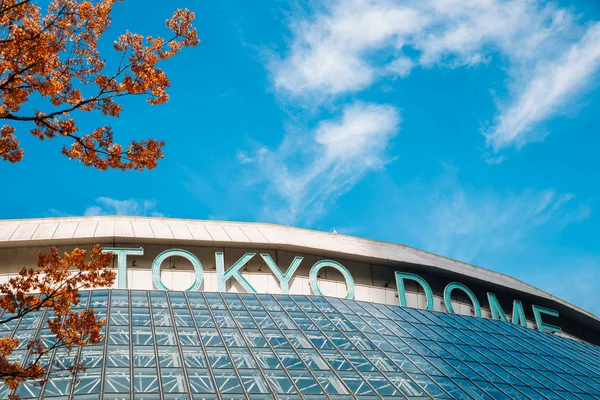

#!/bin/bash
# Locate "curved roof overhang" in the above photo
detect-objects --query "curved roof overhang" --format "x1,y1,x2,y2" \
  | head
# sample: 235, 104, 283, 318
0, 216, 597, 331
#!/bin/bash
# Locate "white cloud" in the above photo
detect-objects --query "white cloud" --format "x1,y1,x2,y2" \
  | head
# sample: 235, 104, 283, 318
83, 197, 164, 217
246, 102, 400, 224
273, 0, 427, 96
315, 102, 400, 161
271, 0, 600, 151
486, 23, 600, 150
385, 56, 414, 77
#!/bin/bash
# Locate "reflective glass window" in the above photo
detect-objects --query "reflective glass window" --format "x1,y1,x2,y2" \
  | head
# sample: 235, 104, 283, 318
132, 347, 156, 368
158, 347, 183, 368
187, 369, 214, 393
7, 289, 600, 400
160, 369, 188, 393
107, 346, 130, 367
104, 368, 131, 393
133, 368, 160, 393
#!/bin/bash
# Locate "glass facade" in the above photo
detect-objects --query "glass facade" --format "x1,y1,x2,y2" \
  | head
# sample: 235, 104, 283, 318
3, 289, 600, 399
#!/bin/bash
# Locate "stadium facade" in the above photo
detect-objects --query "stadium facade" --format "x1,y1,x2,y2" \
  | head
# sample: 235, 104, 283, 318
0, 216, 599, 399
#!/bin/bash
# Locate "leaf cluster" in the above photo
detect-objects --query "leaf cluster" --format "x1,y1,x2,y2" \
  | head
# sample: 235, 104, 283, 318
0, 244, 115, 398
0, 0, 199, 170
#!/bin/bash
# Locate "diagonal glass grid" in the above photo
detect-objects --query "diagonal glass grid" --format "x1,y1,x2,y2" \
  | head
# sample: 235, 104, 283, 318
1, 289, 599, 399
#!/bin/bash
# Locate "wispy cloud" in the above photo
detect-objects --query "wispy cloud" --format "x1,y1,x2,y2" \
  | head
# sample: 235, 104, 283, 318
83, 197, 164, 217
240, 0, 600, 227
243, 102, 401, 224
271, 0, 600, 152
394, 165, 590, 263
272, 1, 427, 96
368, 164, 595, 314
486, 23, 600, 151
422, 187, 588, 262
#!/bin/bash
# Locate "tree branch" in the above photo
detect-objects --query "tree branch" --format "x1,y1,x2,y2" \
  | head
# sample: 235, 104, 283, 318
0, 0, 31, 16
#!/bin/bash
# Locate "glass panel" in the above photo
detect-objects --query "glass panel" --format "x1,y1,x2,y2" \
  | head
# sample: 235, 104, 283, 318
104, 368, 131, 393
220, 329, 246, 347
288, 370, 322, 394
270, 312, 297, 330
284, 331, 312, 349
228, 307, 253, 323
152, 309, 173, 327
362, 371, 398, 396
212, 310, 236, 328
54, 349, 77, 369
314, 371, 349, 394
275, 348, 305, 369
213, 369, 243, 394
241, 295, 264, 311
229, 348, 257, 369
73, 369, 102, 395
188, 369, 214, 393
177, 328, 200, 346
131, 309, 152, 326
134, 368, 160, 393
19, 312, 45, 330
183, 349, 207, 368
90, 290, 109, 307
205, 293, 227, 310
161, 369, 188, 393
297, 349, 329, 370
173, 309, 194, 327
238, 370, 270, 393
155, 327, 177, 345
150, 291, 169, 308
252, 348, 281, 369
131, 291, 149, 307
186, 293, 208, 309
132, 327, 154, 345
110, 308, 130, 325
107, 345, 130, 367
193, 310, 215, 328
337, 371, 374, 395
201, 330, 224, 347
242, 330, 267, 347
260, 295, 282, 312
206, 347, 233, 369
14, 380, 42, 398
6, 290, 600, 400
168, 292, 189, 308
108, 326, 130, 345
222, 293, 245, 310
111, 290, 129, 307
80, 346, 104, 369
133, 347, 156, 368
264, 370, 295, 394
158, 347, 183, 367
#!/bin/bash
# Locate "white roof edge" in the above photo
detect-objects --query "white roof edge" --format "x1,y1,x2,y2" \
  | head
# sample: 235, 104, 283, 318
0, 216, 597, 323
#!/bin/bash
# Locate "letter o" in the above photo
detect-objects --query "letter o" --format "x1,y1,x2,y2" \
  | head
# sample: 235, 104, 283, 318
152, 249, 204, 291
309, 260, 355, 300
444, 282, 482, 317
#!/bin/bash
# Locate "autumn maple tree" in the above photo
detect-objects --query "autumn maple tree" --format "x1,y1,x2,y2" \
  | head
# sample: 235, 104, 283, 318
0, 0, 199, 396
0, 0, 199, 170
0, 246, 115, 396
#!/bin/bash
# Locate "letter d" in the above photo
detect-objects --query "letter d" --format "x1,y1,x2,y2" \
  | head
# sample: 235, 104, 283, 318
395, 272, 434, 311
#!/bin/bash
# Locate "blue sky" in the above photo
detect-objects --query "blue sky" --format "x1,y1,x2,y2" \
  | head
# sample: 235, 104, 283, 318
3, 0, 600, 315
